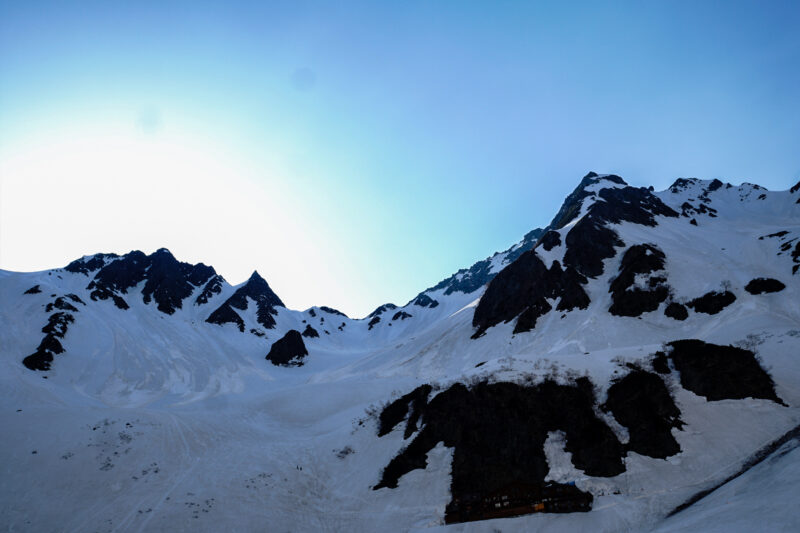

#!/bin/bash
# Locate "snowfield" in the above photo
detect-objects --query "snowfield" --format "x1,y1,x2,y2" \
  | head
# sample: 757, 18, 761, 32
1, 174, 799, 532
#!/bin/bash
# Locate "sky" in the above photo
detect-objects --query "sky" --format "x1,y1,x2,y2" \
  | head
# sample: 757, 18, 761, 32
1, 1, 799, 318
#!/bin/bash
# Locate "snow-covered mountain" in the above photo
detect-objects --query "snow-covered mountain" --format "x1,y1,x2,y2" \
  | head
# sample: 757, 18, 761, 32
1, 172, 799, 532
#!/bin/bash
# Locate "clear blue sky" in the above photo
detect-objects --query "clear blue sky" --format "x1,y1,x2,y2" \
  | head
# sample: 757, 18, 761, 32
1, 1, 799, 317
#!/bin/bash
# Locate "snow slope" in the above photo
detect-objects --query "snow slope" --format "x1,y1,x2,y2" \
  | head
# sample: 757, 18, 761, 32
1, 173, 799, 532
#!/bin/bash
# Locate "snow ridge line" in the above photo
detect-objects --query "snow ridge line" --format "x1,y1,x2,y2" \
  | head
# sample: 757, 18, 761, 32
666, 422, 800, 517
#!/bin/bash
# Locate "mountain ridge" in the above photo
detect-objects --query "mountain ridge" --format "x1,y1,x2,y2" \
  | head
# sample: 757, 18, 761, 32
2, 171, 799, 532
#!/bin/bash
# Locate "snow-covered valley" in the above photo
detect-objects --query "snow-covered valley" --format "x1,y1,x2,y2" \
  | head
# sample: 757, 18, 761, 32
2, 173, 799, 532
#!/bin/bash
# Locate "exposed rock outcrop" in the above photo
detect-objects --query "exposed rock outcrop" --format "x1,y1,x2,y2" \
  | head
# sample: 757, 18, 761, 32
302, 324, 320, 338
85, 249, 216, 314
374, 378, 623, 523
686, 290, 736, 315
207, 271, 284, 332
664, 302, 688, 321
744, 278, 786, 294
266, 330, 308, 366
602, 370, 683, 458
666, 340, 784, 405
608, 244, 669, 317
472, 253, 588, 337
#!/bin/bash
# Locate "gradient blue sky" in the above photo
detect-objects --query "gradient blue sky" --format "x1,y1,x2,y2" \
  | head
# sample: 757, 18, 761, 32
1, 1, 799, 317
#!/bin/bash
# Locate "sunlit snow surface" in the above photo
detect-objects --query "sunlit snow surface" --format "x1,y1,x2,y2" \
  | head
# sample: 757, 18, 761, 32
1, 178, 799, 531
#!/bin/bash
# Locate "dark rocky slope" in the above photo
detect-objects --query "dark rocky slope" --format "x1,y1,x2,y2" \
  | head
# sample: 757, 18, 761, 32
82, 249, 217, 313
472, 175, 679, 337
608, 244, 669, 317
266, 330, 308, 366
374, 378, 622, 523
666, 340, 784, 405
206, 271, 284, 332
744, 278, 786, 294
602, 370, 683, 458
23, 294, 86, 371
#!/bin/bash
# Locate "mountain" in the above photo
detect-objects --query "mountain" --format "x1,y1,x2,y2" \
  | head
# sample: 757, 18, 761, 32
1, 173, 799, 532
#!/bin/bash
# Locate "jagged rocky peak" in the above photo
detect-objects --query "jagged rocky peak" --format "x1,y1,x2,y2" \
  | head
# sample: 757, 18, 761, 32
206, 270, 284, 332
318, 306, 348, 318
417, 226, 545, 300
77, 248, 217, 314
547, 172, 628, 231
64, 253, 120, 275
368, 303, 397, 319
367, 303, 398, 330
667, 177, 727, 195
473, 172, 678, 337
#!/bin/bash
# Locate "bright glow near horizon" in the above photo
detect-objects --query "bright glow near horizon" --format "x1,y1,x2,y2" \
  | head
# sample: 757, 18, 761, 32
0, 120, 362, 314
2, 2, 799, 317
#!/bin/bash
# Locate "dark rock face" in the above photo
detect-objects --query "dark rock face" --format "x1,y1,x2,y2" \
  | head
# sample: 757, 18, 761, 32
195, 275, 224, 305
22, 293, 89, 371
23, 285, 41, 295
23, 311, 75, 371
367, 316, 380, 330
392, 311, 412, 321
141, 250, 215, 314
686, 291, 736, 314
374, 378, 626, 523
563, 187, 678, 279
85, 249, 216, 314
368, 303, 397, 318
413, 294, 439, 309
664, 302, 688, 321
652, 352, 671, 374
679, 202, 718, 219
602, 371, 683, 458
757, 231, 799, 274
86, 251, 147, 309
265, 330, 308, 367
563, 217, 624, 279
45, 295, 80, 313
791, 180, 800, 194
206, 305, 245, 332
472, 252, 588, 337
547, 173, 627, 231
666, 340, 784, 404
668, 178, 696, 194
320, 306, 347, 317
419, 228, 544, 299
64, 253, 119, 275
206, 271, 284, 332
378, 385, 432, 439
302, 324, 320, 338
760, 230, 789, 239
608, 244, 669, 317
744, 278, 786, 294
539, 231, 562, 251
